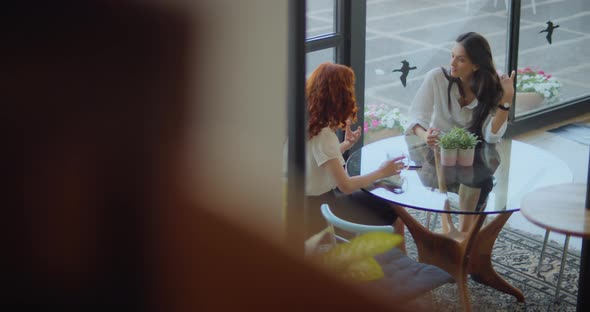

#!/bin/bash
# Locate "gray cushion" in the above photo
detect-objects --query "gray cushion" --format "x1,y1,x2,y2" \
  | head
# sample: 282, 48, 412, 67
367, 248, 454, 301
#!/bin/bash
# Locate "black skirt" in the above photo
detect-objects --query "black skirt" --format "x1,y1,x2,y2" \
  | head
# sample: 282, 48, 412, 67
304, 189, 398, 239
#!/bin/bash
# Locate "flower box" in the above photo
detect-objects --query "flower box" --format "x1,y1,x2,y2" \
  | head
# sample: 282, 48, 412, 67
515, 67, 561, 106
363, 104, 407, 144
364, 127, 402, 144
515, 91, 544, 114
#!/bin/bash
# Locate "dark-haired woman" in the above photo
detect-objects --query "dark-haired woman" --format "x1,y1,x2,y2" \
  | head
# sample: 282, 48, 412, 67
304, 62, 405, 247
407, 32, 515, 146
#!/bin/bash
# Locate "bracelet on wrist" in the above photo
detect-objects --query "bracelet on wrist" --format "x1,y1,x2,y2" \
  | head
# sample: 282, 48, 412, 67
498, 102, 511, 111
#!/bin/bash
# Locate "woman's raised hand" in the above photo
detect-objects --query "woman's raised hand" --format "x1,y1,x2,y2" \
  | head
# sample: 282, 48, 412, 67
424, 127, 440, 146
500, 70, 516, 102
344, 119, 362, 146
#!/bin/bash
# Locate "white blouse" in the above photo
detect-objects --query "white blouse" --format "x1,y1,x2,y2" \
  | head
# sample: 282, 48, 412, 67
405, 67, 506, 143
306, 127, 345, 196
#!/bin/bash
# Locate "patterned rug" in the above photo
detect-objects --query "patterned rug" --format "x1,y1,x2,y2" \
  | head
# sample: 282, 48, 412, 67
404, 210, 581, 311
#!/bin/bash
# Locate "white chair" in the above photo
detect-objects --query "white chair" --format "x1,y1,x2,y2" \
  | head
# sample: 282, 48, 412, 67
319, 203, 454, 303
320, 202, 396, 244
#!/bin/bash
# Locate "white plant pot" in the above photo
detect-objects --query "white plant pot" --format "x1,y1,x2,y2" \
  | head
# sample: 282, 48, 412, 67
458, 148, 475, 166
440, 147, 457, 166
515, 92, 544, 114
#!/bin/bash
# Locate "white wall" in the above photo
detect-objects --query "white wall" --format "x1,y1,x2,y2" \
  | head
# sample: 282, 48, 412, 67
184, 1, 288, 245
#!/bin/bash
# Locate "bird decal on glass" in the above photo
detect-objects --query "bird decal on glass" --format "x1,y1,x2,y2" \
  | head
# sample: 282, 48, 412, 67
392, 60, 417, 87
540, 21, 559, 44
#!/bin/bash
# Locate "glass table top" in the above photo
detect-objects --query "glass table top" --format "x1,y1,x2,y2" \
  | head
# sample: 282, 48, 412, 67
346, 135, 573, 215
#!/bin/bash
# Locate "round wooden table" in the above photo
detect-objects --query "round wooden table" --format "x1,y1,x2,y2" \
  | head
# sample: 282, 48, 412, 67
520, 182, 590, 302
521, 183, 590, 238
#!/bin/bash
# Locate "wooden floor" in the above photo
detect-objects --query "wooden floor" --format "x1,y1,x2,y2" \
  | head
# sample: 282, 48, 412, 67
507, 112, 590, 252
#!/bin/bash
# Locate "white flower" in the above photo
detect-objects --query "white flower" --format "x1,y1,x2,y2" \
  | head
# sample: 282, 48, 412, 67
516, 68, 561, 100
386, 119, 394, 128
364, 104, 407, 132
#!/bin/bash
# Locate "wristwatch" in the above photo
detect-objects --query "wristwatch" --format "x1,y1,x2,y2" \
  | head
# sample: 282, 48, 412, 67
498, 102, 511, 111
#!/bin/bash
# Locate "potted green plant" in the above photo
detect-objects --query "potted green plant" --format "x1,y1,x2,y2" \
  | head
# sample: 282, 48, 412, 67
438, 129, 460, 166
455, 129, 480, 166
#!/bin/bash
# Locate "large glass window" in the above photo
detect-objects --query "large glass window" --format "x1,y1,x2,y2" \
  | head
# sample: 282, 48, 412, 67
306, 0, 340, 75
363, 0, 509, 145
306, 48, 335, 77
515, 0, 590, 116
306, 0, 336, 38
305, 0, 590, 145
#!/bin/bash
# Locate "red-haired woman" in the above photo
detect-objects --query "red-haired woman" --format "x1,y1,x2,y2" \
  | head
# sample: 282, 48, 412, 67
304, 62, 405, 246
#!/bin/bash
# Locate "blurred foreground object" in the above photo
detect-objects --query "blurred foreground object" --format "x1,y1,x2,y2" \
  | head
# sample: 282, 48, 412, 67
2, 1, 410, 310
312, 232, 403, 281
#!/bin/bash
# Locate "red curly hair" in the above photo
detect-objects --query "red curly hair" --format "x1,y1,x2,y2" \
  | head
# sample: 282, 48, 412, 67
306, 62, 358, 138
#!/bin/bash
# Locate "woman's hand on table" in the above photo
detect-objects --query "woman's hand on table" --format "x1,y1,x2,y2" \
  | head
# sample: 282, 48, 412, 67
423, 127, 440, 146
378, 155, 406, 178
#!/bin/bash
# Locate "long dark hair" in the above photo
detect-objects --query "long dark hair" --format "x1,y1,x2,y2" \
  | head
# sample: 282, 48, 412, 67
442, 32, 503, 139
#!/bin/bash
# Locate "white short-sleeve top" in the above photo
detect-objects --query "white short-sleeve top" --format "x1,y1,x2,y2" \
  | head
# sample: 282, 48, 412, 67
405, 67, 506, 143
306, 127, 345, 196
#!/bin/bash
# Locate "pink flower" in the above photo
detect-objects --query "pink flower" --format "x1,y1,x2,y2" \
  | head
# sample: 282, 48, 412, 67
364, 122, 368, 132
524, 67, 532, 72
372, 120, 379, 128
546, 74, 552, 79
538, 70, 545, 75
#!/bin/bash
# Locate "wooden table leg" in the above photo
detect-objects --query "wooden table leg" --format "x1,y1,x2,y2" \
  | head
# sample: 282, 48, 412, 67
468, 212, 525, 302
391, 205, 524, 311
391, 205, 480, 312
